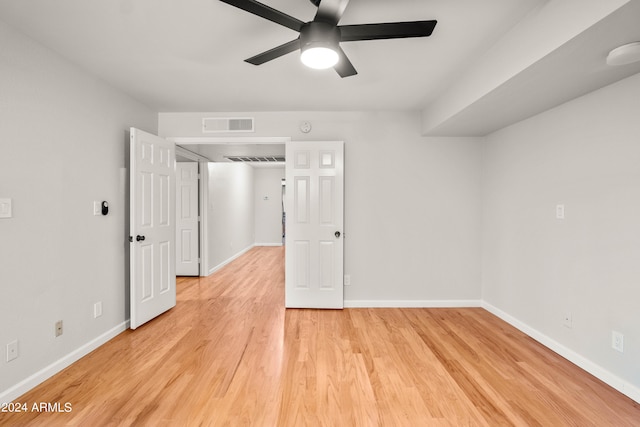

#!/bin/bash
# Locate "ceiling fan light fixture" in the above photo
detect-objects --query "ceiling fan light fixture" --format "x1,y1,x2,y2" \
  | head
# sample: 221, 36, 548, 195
300, 44, 339, 69
606, 42, 640, 66
221, 0, 437, 78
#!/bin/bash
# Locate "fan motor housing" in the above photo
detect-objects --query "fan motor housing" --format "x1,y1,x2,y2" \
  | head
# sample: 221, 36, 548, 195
300, 21, 341, 50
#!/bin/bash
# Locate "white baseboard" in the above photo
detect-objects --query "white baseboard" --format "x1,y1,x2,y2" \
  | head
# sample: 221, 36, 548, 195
344, 299, 482, 308
207, 244, 255, 276
482, 301, 640, 404
0, 321, 129, 404
254, 243, 283, 247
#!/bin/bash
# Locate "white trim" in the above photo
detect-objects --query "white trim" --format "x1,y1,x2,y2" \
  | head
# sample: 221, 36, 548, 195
168, 136, 291, 145
198, 161, 209, 277
176, 145, 211, 162
0, 321, 129, 404
344, 299, 482, 308
207, 244, 255, 276
254, 243, 283, 247
482, 301, 640, 404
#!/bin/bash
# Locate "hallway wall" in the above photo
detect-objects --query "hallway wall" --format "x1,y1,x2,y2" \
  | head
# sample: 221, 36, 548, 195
207, 163, 255, 273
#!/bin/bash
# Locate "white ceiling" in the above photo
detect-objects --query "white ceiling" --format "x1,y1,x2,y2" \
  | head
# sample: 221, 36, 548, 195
1, 0, 639, 137
0, 0, 542, 112
424, 0, 640, 135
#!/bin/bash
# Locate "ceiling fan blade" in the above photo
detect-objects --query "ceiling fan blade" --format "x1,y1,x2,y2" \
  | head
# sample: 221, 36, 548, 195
339, 20, 437, 42
219, 0, 305, 32
334, 46, 357, 78
314, 0, 350, 25
245, 39, 300, 65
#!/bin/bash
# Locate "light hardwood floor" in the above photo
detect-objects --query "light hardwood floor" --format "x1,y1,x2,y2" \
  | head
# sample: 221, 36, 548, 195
2, 246, 639, 426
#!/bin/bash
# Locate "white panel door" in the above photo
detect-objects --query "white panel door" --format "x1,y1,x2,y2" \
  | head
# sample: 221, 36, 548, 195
130, 128, 176, 329
285, 141, 344, 308
176, 162, 199, 276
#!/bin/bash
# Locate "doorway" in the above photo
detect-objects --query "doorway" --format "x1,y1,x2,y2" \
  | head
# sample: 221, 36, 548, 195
171, 137, 345, 309
172, 137, 288, 278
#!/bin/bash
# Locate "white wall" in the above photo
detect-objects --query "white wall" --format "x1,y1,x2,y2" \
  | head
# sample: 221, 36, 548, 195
207, 163, 255, 273
482, 72, 640, 396
0, 20, 157, 399
254, 168, 285, 246
159, 111, 483, 305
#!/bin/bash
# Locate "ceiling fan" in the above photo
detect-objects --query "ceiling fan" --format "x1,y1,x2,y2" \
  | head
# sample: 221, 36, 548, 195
219, 0, 438, 77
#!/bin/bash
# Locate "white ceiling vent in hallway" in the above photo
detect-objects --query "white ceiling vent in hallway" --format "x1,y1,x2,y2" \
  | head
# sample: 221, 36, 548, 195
225, 156, 285, 163
202, 117, 254, 133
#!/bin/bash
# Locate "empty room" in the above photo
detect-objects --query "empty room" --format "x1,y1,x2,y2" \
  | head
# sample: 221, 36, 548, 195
1, 0, 640, 425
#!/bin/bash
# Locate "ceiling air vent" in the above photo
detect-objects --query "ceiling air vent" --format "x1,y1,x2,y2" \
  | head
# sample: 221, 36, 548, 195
225, 156, 285, 163
202, 117, 254, 133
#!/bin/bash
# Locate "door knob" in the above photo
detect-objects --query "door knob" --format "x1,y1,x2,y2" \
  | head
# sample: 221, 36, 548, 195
335, 231, 341, 238
136, 235, 145, 242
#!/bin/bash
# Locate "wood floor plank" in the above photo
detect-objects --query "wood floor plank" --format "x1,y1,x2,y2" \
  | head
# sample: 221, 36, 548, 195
2, 246, 639, 426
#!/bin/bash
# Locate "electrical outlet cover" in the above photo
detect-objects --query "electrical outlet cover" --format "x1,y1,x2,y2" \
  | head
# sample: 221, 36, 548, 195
612, 331, 624, 353
94, 302, 103, 318
55, 320, 63, 337
563, 312, 572, 328
6, 340, 18, 362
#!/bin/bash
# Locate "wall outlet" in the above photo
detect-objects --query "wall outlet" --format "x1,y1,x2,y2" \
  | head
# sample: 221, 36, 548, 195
556, 204, 565, 219
612, 331, 624, 353
94, 301, 103, 318
344, 275, 351, 286
6, 340, 18, 362
55, 320, 63, 337
563, 311, 572, 328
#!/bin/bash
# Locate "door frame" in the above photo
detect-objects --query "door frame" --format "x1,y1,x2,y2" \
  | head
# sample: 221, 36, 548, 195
170, 138, 291, 278
169, 136, 345, 308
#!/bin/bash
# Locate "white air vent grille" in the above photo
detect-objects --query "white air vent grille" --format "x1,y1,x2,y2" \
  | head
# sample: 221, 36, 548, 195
225, 156, 285, 163
203, 117, 254, 133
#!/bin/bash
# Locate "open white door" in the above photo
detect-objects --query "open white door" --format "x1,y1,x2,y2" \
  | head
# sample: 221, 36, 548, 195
285, 141, 344, 308
129, 128, 176, 329
176, 162, 199, 276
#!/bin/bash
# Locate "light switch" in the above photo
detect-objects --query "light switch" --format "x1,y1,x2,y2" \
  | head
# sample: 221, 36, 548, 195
93, 201, 102, 216
0, 198, 12, 218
